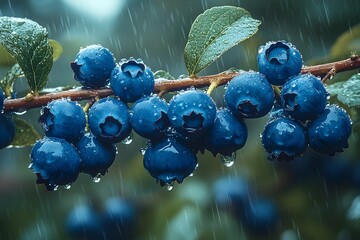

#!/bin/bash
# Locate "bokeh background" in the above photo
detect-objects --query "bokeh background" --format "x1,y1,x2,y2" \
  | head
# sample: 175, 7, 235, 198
1, 0, 360, 239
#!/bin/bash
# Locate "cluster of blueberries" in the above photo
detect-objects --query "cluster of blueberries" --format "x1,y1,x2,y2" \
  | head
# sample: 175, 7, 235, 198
29, 40, 352, 191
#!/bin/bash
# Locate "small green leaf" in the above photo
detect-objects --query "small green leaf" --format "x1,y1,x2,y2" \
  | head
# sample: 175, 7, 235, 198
11, 118, 41, 148
153, 70, 175, 80
0, 17, 53, 93
184, 6, 261, 76
0, 64, 24, 97
49, 39, 63, 61
327, 73, 360, 108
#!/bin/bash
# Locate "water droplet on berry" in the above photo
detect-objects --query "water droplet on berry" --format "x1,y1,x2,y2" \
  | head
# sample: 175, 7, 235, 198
122, 135, 133, 145
28, 163, 33, 169
165, 183, 174, 191
220, 152, 236, 167
64, 184, 71, 190
14, 110, 27, 115
53, 185, 59, 191
140, 147, 147, 155
189, 173, 194, 177
92, 173, 102, 183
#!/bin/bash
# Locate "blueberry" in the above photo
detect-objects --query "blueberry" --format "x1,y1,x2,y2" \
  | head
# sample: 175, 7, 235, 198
257, 40, 303, 85
130, 96, 170, 139
143, 137, 198, 187
240, 198, 279, 233
225, 72, 275, 118
70, 44, 116, 88
30, 137, 81, 191
102, 197, 136, 240
0, 86, 4, 110
110, 58, 154, 103
281, 74, 327, 121
66, 204, 103, 240
307, 105, 352, 155
261, 117, 307, 161
88, 97, 132, 143
39, 99, 86, 142
0, 114, 15, 149
205, 108, 248, 156
213, 176, 250, 212
168, 89, 216, 137
76, 133, 117, 178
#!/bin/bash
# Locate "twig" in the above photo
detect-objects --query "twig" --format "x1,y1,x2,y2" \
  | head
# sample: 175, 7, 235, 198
4, 56, 360, 112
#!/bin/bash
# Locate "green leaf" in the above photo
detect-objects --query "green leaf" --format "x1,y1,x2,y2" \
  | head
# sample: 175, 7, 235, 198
184, 6, 261, 76
327, 73, 360, 108
49, 39, 63, 61
0, 64, 24, 97
10, 118, 41, 148
0, 17, 53, 93
153, 70, 175, 80
330, 23, 360, 58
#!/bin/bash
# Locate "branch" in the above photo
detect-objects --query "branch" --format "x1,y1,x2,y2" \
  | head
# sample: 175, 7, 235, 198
3, 56, 360, 112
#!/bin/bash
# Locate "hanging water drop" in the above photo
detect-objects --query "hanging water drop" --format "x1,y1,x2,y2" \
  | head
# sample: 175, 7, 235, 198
189, 173, 194, 177
140, 147, 147, 155
92, 173, 102, 183
53, 185, 59, 191
122, 135, 133, 145
64, 184, 71, 190
165, 183, 174, 191
28, 163, 33, 169
220, 152, 236, 167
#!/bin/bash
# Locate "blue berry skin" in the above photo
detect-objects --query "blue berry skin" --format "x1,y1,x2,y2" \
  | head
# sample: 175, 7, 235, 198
261, 117, 307, 161
39, 99, 86, 142
0, 87, 4, 110
307, 105, 352, 155
168, 89, 216, 137
30, 137, 81, 191
66, 204, 103, 240
281, 74, 327, 121
130, 96, 170, 139
205, 109, 248, 156
110, 58, 155, 103
257, 40, 303, 86
102, 197, 136, 240
240, 198, 279, 233
225, 72, 275, 118
143, 137, 198, 186
70, 44, 116, 88
0, 114, 15, 149
76, 133, 117, 177
88, 97, 132, 143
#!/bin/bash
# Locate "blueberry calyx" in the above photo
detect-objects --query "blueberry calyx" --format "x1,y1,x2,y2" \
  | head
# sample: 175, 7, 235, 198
266, 42, 289, 65
100, 116, 122, 137
282, 93, 298, 111
183, 111, 204, 131
121, 59, 145, 78
237, 100, 258, 117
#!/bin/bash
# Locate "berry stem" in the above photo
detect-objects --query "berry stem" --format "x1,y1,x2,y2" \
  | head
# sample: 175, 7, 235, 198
3, 56, 360, 112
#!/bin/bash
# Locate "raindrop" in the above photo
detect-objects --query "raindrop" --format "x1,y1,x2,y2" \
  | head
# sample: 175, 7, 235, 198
92, 173, 102, 183
220, 152, 236, 167
122, 135, 133, 145
64, 184, 71, 190
165, 183, 174, 191
140, 147, 146, 155
28, 163, 33, 169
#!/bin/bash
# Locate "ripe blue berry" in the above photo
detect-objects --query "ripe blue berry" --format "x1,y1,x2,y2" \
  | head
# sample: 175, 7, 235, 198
307, 105, 352, 155
102, 197, 136, 240
70, 44, 116, 88
225, 72, 275, 118
0, 86, 4, 110
88, 97, 132, 143
39, 99, 86, 142
261, 117, 307, 161
130, 96, 170, 139
76, 133, 117, 178
205, 109, 248, 156
281, 74, 327, 121
168, 89, 216, 137
257, 40, 302, 85
143, 137, 198, 187
110, 58, 155, 102
0, 114, 15, 149
66, 204, 103, 240
30, 137, 81, 191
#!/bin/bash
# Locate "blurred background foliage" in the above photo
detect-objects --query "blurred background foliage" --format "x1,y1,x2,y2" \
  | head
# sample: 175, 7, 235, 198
0, 0, 360, 239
